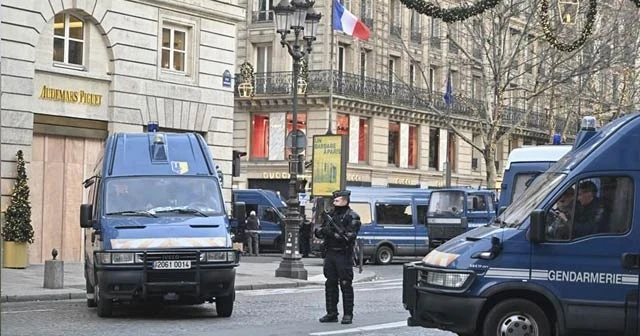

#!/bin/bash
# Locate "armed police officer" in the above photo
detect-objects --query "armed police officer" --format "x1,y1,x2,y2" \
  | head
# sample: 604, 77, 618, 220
315, 190, 361, 325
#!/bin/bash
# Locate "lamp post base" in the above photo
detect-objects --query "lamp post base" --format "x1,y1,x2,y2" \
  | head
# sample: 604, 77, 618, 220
275, 257, 308, 280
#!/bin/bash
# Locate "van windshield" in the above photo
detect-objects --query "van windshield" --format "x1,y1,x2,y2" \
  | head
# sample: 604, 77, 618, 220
497, 115, 630, 228
105, 176, 224, 216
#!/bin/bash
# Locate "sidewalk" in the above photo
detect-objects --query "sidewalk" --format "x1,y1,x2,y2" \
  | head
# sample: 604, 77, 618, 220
1, 257, 376, 303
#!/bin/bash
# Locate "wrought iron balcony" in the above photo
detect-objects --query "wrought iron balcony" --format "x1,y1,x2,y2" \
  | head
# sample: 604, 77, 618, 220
252, 10, 273, 23
411, 31, 422, 44
234, 69, 575, 134
390, 24, 402, 38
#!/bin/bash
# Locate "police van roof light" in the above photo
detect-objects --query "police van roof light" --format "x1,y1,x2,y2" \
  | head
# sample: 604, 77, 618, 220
580, 116, 597, 131
148, 121, 159, 132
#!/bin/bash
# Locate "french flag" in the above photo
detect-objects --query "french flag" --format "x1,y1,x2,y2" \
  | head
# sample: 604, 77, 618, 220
333, 0, 370, 41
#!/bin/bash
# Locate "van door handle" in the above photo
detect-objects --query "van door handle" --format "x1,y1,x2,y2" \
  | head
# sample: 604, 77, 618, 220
621, 253, 640, 269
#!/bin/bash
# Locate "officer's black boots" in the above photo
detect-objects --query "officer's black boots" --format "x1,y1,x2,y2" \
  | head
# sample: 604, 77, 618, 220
341, 314, 353, 324
319, 314, 339, 323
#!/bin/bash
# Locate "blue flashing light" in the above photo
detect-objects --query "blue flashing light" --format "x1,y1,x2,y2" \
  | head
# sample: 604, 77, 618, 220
580, 116, 597, 131
148, 121, 159, 132
552, 134, 562, 145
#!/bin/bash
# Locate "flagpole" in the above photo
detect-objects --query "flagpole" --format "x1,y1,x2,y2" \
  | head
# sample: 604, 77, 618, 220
326, 0, 335, 135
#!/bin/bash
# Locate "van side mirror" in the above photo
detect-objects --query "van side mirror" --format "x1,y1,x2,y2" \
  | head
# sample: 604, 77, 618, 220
529, 209, 546, 243
498, 206, 507, 216
80, 204, 93, 228
233, 202, 246, 224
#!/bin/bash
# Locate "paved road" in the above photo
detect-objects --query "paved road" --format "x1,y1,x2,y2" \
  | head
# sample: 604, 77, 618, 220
1, 259, 455, 336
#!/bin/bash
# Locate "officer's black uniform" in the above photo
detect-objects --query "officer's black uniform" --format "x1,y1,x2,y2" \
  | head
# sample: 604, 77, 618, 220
315, 190, 361, 324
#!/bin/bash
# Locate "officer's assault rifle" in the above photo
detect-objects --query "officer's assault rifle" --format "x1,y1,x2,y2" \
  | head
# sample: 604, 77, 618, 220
322, 212, 364, 274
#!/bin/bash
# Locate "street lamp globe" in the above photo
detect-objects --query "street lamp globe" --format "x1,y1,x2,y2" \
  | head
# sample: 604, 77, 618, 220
274, 0, 293, 33
303, 6, 322, 41
291, 0, 310, 29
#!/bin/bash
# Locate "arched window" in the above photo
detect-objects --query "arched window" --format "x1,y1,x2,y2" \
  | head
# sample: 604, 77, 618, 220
53, 13, 85, 66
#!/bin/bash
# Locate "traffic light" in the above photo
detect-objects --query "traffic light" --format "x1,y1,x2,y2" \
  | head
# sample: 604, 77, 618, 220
232, 150, 247, 177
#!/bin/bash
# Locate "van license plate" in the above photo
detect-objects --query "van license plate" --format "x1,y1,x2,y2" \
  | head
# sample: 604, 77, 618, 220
153, 260, 191, 269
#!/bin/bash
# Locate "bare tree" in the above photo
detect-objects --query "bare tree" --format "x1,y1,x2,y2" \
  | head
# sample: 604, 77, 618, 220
394, 0, 640, 188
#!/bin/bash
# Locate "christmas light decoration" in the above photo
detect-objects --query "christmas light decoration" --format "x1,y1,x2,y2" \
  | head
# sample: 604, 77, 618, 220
540, 0, 597, 52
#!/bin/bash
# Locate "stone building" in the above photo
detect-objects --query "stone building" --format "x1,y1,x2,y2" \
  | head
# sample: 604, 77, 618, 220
231, 0, 556, 197
0, 0, 244, 263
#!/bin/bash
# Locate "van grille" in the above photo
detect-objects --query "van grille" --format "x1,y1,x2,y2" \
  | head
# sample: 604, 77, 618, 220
142, 251, 200, 264
428, 226, 466, 240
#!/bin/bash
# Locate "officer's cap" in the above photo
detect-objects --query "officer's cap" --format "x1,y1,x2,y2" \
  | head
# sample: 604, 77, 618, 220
332, 190, 351, 198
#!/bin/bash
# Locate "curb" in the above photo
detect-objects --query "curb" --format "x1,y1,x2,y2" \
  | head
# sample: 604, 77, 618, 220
1, 274, 377, 303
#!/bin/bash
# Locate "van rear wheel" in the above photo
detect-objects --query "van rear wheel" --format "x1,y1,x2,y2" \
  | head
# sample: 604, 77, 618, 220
374, 246, 393, 265
482, 299, 550, 336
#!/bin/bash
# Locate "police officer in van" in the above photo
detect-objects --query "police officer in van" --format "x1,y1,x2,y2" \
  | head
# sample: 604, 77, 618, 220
315, 190, 361, 325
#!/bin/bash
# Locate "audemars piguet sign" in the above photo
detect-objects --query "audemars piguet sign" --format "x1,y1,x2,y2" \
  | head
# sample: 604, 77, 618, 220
39, 85, 103, 106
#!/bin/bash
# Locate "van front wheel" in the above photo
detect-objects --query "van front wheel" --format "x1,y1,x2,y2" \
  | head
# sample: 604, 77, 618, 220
374, 246, 393, 265
216, 291, 235, 317
482, 299, 550, 336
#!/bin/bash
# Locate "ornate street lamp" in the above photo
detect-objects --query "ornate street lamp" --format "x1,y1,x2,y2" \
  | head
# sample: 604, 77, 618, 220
273, 0, 321, 280
558, 0, 580, 24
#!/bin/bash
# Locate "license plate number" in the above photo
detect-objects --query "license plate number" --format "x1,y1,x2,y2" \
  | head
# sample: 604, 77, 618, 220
153, 260, 191, 269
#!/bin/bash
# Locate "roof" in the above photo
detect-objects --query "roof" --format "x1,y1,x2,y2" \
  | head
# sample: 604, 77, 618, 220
505, 145, 572, 170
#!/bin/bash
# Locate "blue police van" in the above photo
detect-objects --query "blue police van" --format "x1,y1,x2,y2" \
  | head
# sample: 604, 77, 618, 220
426, 187, 497, 249
312, 186, 432, 264
80, 132, 242, 317
230, 189, 287, 251
403, 114, 640, 336
498, 145, 572, 210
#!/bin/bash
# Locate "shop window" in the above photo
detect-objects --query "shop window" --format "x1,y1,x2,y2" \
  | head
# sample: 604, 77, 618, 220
359, 118, 369, 163
53, 13, 85, 66
408, 125, 418, 168
447, 132, 457, 171
388, 122, 400, 167
545, 176, 633, 241
161, 25, 188, 72
337, 114, 349, 135
251, 114, 269, 159
376, 203, 412, 225
428, 127, 439, 169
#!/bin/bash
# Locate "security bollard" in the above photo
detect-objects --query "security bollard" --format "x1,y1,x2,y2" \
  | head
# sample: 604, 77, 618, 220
43, 248, 64, 289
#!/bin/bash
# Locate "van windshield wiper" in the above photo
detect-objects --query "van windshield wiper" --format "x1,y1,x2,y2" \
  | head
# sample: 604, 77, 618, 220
106, 210, 157, 218
154, 207, 208, 217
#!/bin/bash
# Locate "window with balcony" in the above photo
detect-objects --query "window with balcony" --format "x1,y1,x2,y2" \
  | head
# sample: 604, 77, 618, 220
428, 127, 439, 169
254, 0, 274, 22
409, 63, 416, 88
161, 26, 188, 72
410, 11, 422, 43
255, 44, 272, 93
430, 18, 441, 48
337, 113, 349, 135
448, 23, 459, 54
408, 125, 418, 168
447, 132, 457, 172
429, 66, 437, 92
53, 13, 85, 66
388, 122, 400, 167
360, 0, 374, 29
526, 34, 535, 74
472, 133, 482, 171
359, 118, 369, 162
471, 75, 481, 99
390, 0, 402, 37
251, 114, 270, 159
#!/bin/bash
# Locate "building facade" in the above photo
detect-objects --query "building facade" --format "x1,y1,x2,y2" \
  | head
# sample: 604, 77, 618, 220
0, 0, 244, 263
232, 0, 559, 198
